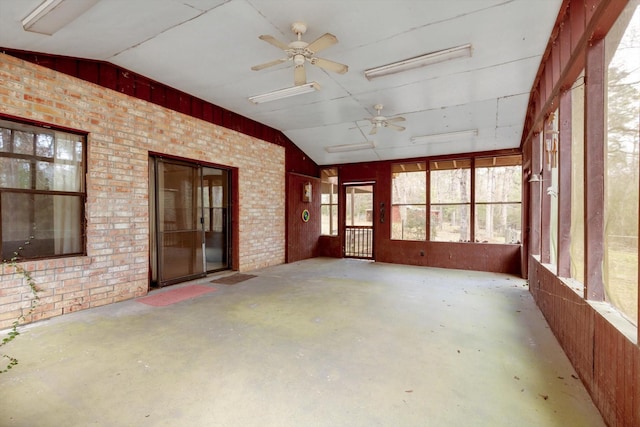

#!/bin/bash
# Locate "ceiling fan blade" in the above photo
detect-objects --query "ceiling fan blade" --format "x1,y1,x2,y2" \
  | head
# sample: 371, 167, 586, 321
251, 57, 289, 71
309, 57, 348, 74
386, 116, 406, 123
294, 64, 307, 86
258, 34, 289, 51
306, 33, 338, 54
386, 123, 406, 132
369, 126, 378, 136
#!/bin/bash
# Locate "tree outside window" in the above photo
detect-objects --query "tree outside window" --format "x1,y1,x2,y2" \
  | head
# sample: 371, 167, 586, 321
391, 163, 426, 241
430, 159, 471, 242
475, 156, 522, 244
604, 2, 639, 325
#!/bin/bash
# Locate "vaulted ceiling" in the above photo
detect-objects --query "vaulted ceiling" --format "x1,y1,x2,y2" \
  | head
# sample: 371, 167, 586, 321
0, 0, 562, 165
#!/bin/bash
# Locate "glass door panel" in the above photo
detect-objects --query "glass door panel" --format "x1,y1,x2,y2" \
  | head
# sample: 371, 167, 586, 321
157, 161, 204, 286
201, 167, 229, 272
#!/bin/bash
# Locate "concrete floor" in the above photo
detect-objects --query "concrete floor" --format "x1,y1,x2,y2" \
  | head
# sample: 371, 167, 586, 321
1, 258, 604, 427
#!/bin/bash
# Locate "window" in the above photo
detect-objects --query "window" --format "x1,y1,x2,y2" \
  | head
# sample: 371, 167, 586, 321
391, 162, 426, 240
546, 111, 559, 264
0, 119, 85, 260
320, 168, 338, 236
604, 2, 639, 324
570, 73, 585, 284
390, 155, 522, 244
475, 156, 522, 244
430, 159, 471, 242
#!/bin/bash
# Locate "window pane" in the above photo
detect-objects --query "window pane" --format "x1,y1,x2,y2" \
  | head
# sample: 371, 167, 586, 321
321, 205, 331, 235
547, 112, 559, 266
570, 73, 585, 284
345, 185, 373, 226
391, 163, 426, 241
0, 129, 10, 152
13, 130, 34, 155
475, 203, 521, 244
56, 136, 78, 161
36, 133, 54, 158
431, 167, 470, 204
53, 162, 82, 191
392, 170, 426, 204
321, 188, 331, 204
1, 193, 83, 259
320, 205, 338, 236
391, 205, 426, 240
330, 205, 338, 235
604, 1, 639, 324
475, 165, 521, 203
320, 168, 338, 236
36, 161, 54, 190
430, 204, 470, 242
0, 158, 32, 189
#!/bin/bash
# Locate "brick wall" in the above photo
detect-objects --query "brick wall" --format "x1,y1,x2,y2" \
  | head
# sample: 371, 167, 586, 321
0, 53, 285, 328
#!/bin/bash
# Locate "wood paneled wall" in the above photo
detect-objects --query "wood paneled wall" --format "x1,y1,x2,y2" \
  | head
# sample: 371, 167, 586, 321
331, 152, 522, 275
529, 258, 639, 426
286, 173, 321, 263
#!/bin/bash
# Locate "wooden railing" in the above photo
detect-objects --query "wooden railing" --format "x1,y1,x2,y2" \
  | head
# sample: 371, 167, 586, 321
344, 226, 373, 259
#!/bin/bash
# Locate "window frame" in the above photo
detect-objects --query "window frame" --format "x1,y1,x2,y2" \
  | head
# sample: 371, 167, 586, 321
430, 159, 472, 243
389, 156, 523, 244
0, 118, 87, 261
390, 162, 427, 241
320, 168, 339, 236
473, 157, 523, 245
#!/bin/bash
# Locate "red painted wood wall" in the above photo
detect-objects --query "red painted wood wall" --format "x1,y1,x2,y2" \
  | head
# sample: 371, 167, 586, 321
331, 155, 522, 275
287, 173, 321, 262
529, 258, 639, 426
523, 1, 639, 426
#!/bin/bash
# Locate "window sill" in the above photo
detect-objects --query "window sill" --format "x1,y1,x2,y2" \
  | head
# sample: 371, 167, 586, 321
588, 300, 638, 345
534, 256, 638, 345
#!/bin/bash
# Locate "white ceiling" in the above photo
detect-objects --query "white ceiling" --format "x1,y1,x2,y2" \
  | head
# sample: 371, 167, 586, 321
0, 0, 562, 166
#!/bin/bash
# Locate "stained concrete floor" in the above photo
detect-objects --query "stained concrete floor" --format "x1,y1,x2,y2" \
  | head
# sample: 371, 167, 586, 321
1, 258, 604, 427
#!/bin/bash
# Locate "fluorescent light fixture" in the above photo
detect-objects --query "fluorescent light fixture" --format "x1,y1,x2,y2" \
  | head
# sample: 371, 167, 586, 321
22, 0, 99, 35
410, 129, 478, 144
325, 141, 375, 153
364, 44, 472, 80
249, 82, 320, 104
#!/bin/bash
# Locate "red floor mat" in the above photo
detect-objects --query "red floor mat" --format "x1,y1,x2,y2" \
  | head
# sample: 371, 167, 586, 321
137, 285, 216, 307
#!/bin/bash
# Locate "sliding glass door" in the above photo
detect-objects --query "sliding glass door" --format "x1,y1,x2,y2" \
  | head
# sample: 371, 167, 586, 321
150, 158, 230, 287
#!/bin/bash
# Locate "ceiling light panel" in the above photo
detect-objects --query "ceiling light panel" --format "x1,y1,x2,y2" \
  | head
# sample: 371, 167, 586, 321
364, 44, 472, 80
410, 129, 478, 144
22, 0, 100, 35
325, 141, 375, 153
248, 82, 320, 104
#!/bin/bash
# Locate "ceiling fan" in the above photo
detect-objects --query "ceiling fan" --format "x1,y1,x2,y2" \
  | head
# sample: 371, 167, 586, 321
251, 22, 348, 86
365, 104, 406, 135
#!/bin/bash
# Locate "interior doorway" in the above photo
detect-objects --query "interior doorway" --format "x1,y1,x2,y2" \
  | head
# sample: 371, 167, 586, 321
344, 183, 374, 259
150, 157, 231, 287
